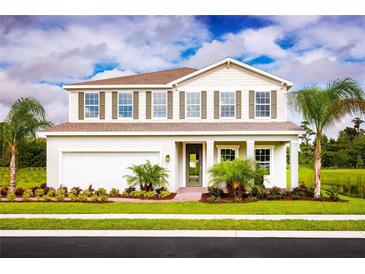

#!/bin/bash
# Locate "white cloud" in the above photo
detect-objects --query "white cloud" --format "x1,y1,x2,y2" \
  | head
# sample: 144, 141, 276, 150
90, 68, 136, 80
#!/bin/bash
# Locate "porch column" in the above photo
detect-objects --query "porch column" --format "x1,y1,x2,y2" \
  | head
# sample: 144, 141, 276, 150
290, 140, 299, 188
246, 140, 255, 160
205, 140, 214, 187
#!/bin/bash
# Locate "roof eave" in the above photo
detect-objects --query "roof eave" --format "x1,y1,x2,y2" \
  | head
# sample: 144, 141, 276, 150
63, 84, 172, 90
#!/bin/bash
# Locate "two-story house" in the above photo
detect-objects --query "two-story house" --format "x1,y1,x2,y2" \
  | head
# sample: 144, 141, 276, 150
44, 57, 303, 191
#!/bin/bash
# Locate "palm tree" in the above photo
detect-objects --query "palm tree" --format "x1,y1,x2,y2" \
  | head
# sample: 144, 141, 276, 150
124, 160, 169, 191
2, 98, 52, 192
208, 158, 267, 197
288, 78, 365, 198
352, 117, 364, 133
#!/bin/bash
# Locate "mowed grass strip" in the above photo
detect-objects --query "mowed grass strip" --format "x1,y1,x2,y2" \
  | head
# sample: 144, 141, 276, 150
2, 218, 365, 231
2, 197, 365, 214
0, 167, 46, 188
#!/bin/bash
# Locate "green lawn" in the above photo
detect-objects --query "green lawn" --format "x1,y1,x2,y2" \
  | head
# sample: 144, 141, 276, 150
1, 218, 365, 231
0, 167, 46, 188
287, 167, 365, 188
2, 196, 365, 214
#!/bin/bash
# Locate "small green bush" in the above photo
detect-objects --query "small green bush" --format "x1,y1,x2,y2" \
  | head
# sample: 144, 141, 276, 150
47, 189, 56, 197
207, 186, 223, 198
43, 194, 53, 201
326, 185, 340, 201
22, 189, 33, 201
144, 191, 157, 198
130, 190, 145, 197
109, 188, 120, 197
91, 193, 99, 202
124, 186, 135, 194
159, 190, 171, 199
7, 191, 16, 202
34, 188, 44, 200
68, 191, 79, 202
55, 189, 65, 202
0, 186, 9, 197
266, 187, 285, 200
78, 190, 89, 202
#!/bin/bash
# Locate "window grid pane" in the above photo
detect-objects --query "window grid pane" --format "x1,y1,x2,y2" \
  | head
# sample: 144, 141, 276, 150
220, 149, 236, 161
255, 91, 270, 117
220, 92, 235, 118
255, 149, 271, 174
186, 92, 200, 118
85, 93, 99, 118
119, 93, 133, 118
153, 92, 167, 118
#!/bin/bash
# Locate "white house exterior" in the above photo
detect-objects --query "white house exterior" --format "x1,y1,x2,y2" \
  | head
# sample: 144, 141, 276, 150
44, 57, 303, 191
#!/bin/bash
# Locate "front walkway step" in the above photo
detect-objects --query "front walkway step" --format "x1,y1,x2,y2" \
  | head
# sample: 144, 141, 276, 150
177, 187, 207, 193
173, 192, 202, 201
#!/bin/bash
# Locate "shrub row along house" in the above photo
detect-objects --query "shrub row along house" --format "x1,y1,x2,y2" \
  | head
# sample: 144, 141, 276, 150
43, 57, 304, 191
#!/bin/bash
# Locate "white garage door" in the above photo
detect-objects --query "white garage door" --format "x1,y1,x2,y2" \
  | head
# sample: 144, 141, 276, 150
61, 151, 160, 189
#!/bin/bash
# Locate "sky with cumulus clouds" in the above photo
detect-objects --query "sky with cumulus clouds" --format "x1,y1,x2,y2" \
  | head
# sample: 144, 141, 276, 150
1, 15, 365, 136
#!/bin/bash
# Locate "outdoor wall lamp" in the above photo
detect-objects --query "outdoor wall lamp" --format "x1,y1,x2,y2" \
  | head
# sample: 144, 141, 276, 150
165, 154, 170, 162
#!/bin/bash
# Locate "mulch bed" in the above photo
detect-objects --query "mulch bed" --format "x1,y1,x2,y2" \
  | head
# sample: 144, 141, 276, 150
119, 192, 177, 200
200, 193, 348, 203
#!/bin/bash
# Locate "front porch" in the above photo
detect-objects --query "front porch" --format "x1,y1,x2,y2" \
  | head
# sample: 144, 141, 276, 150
172, 137, 299, 190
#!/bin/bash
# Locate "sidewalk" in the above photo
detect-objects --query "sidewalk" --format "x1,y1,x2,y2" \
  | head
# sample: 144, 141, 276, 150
1, 230, 365, 238
1, 214, 365, 220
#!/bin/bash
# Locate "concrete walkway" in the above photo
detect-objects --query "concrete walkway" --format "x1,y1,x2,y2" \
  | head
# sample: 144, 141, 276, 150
1, 214, 365, 220
1, 230, 365, 238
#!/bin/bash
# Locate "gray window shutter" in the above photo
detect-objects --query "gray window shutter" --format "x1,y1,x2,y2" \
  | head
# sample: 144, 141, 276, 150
112, 91, 118, 119
146, 91, 151, 119
179, 91, 185, 119
214, 90, 219, 119
167, 91, 173, 119
271, 90, 277, 119
249, 90, 255, 119
99, 92, 105, 119
133, 91, 139, 119
236, 90, 241, 119
201, 91, 207, 119
78, 92, 84, 120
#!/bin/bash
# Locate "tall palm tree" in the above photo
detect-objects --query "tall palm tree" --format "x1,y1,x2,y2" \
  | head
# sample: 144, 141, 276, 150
2, 97, 52, 191
288, 78, 365, 198
352, 117, 364, 133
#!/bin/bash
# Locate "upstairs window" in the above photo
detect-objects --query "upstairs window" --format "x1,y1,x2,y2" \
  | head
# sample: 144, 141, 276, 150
85, 92, 99, 118
255, 148, 271, 175
220, 91, 235, 118
118, 92, 133, 118
186, 92, 200, 118
255, 91, 270, 117
153, 92, 167, 118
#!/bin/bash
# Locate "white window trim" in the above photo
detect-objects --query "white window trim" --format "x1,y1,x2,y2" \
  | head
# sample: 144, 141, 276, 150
118, 91, 134, 120
84, 91, 99, 120
255, 145, 274, 176
255, 91, 271, 119
152, 91, 168, 119
185, 91, 201, 119
216, 145, 240, 161
219, 91, 235, 119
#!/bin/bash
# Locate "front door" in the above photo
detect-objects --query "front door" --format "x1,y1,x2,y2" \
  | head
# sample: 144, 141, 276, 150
186, 144, 203, 187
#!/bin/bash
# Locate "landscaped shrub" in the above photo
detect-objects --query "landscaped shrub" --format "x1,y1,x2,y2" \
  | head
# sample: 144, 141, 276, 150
156, 187, 168, 194
207, 186, 223, 198
130, 190, 145, 198
7, 191, 16, 201
109, 188, 120, 197
78, 190, 89, 202
47, 189, 56, 197
207, 195, 223, 202
88, 184, 95, 196
124, 186, 135, 194
70, 187, 82, 195
43, 193, 53, 201
91, 193, 99, 202
144, 191, 157, 198
90, 188, 109, 202
0, 186, 9, 197
34, 188, 44, 200
250, 183, 266, 199
124, 160, 169, 191
68, 188, 79, 202
14, 187, 25, 197
291, 183, 314, 198
55, 189, 65, 202
22, 189, 33, 201
325, 185, 340, 201
159, 190, 171, 199
59, 185, 68, 195
266, 187, 285, 200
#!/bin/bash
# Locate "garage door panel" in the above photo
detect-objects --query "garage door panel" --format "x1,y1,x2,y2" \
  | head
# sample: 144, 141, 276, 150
61, 152, 160, 189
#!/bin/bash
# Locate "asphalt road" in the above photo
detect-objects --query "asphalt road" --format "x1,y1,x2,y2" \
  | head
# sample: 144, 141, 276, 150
1, 237, 365, 258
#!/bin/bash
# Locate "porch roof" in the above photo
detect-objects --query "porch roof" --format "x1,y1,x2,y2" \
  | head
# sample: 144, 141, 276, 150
43, 121, 302, 133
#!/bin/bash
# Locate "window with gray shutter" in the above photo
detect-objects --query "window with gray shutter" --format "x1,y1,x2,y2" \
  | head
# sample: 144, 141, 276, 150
201, 91, 207, 119
78, 92, 84, 120
236, 90, 241, 119
146, 91, 152, 119
112, 91, 118, 119
168, 91, 173, 119
133, 91, 139, 119
99, 92, 105, 119
179, 91, 185, 119
249, 90, 255, 119
214, 90, 219, 119
271, 90, 277, 119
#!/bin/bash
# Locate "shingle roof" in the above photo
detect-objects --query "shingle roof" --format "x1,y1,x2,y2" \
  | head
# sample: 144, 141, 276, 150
70, 67, 197, 86
44, 122, 303, 133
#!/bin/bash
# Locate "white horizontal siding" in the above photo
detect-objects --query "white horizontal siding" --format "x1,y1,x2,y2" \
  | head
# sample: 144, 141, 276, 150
67, 63, 288, 123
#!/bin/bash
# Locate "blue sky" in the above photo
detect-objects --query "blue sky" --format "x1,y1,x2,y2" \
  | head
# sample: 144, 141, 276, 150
1, 16, 365, 135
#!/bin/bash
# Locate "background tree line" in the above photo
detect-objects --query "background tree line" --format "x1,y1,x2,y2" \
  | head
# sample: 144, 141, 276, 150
299, 118, 365, 168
